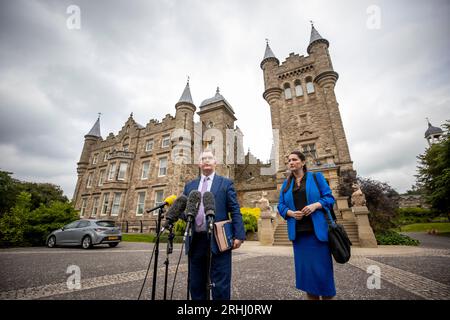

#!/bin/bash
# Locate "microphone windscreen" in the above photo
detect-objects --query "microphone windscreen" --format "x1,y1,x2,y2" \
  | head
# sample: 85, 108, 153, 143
163, 195, 187, 227
185, 190, 201, 218
164, 194, 177, 206
202, 192, 215, 215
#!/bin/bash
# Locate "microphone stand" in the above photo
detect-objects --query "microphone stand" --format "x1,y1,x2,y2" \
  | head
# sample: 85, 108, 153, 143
151, 206, 165, 300
206, 214, 215, 300
163, 225, 175, 300
183, 215, 194, 300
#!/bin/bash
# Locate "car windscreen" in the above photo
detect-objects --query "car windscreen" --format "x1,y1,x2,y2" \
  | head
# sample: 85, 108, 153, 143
96, 221, 116, 227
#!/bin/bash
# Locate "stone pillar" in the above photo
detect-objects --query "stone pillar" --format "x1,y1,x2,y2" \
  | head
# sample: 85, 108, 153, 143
352, 206, 378, 248
258, 210, 275, 246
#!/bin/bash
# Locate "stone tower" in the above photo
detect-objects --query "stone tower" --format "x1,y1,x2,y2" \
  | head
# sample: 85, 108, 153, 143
197, 87, 237, 178
261, 24, 377, 247
261, 24, 354, 193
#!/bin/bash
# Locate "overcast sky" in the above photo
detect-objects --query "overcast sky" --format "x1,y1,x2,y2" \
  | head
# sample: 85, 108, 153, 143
0, 0, 449, 198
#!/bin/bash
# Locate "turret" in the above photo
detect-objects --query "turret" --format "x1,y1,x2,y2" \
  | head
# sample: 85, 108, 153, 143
425, 118, 443, 146
175, 78, 196, 131
307, 23, 338, 89
260, 40, 281, 96
77, 116, 102, 175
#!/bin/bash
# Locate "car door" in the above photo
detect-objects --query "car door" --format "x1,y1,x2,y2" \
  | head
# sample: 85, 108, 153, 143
57, 221, 80, 244
72, 220, 91, 244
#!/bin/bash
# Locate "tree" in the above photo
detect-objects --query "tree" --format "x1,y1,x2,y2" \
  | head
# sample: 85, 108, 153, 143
416, 120, 450, 216
0, 171, 21, 217
357, 177, 399, 233
0, 192, 32, 247
19, 182, 68, 211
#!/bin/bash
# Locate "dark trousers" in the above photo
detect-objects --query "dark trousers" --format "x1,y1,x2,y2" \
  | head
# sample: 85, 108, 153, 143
189, 232, 232, 300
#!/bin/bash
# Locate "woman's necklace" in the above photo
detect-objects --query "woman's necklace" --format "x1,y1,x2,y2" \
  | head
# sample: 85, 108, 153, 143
295, 173, 304, 186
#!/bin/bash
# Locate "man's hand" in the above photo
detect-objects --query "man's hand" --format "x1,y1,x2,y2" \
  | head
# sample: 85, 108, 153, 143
232, 239, 243, 250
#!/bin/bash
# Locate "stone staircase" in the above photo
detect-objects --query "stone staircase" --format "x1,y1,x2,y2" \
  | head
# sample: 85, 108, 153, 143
273, 219, 291, 246
272, 215, 361, 247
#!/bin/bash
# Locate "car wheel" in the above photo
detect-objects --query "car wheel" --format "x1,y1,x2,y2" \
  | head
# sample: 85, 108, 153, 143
47, 236, 56, 248
108, 243, 119, 248
82, 236, 92, 249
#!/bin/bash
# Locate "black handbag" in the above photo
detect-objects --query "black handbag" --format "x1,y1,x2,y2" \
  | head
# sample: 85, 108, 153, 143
312, 173, 352, 264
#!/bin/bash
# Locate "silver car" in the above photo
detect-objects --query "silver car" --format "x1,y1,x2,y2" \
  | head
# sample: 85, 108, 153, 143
46, 219, 122, 249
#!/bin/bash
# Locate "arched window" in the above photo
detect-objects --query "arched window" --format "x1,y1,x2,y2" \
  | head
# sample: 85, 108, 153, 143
284, 83, 292, 99
294, 80, 303, 97
306, 77, 315, 94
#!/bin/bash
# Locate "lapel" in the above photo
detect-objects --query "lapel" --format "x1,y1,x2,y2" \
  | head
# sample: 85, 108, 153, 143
192, 177, 201, 192
210, 174, 222, 195
285, 179, 296, 210
305, 171, 312, 205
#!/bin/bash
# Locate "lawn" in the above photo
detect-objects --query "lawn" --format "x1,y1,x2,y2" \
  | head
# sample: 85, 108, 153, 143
400, 222, 450, 233
122, 233, 184, 243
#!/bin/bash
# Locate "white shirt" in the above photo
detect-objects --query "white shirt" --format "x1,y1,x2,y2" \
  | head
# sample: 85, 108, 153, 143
197, 172, 215, 192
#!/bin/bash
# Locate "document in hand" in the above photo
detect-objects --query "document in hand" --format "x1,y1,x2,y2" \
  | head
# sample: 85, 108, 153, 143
214, 220, 233, 252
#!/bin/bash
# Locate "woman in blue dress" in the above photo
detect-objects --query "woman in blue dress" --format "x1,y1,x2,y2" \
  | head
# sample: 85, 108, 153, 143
277, 151, 336, 300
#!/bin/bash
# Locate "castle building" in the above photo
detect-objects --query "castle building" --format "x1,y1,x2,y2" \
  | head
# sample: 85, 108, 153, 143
73, 24, 377, 245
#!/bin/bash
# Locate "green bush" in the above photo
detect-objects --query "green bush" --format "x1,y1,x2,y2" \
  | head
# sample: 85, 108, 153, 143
174, 219, 186, 236
242, 212, 258, 233
375, 230, 420, 246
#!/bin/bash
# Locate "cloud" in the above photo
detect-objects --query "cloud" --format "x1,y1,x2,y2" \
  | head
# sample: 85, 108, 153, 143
0, 0, 448, 198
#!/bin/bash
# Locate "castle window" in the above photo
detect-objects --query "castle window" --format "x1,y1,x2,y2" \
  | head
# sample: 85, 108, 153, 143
92, 154, 98, 165
108, 163, 117, 181
98, 169, 106, 186
154, 190, 164, 214
117, 162, 128, 180
86, 172, 93, 188
136, 192, 146, 216
141, 161, 150, 180
80, 198, 88, 217
91, 197, 99, 218
302, 143, 317, 159
158, 157, 168, 177
306, 77, 315, 94
294, 80, 303, 97
101, 193, 110, 216
103, 151, 109, 162
145, 139, 154, 152
123, 137, 130, 151
111, 192, 122, 216
284, 83, 292, 99
161, 135, 170, 148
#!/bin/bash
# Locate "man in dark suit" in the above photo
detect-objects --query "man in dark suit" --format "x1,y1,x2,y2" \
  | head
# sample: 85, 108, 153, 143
183, 149, 245, 300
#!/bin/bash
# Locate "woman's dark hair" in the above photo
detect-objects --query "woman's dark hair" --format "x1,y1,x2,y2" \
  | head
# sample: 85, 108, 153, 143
283, 151, 308, 193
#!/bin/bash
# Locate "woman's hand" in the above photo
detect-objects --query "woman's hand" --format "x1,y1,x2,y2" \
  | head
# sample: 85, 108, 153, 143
300, 202, 322, 216
287, 210, 305, 220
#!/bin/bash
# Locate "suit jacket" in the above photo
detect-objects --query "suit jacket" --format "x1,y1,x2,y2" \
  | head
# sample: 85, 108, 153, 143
277, 171, 335, 242
183, 174, 246, 255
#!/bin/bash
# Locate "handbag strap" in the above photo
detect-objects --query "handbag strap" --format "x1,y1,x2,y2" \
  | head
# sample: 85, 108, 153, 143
312, 172, 336, 227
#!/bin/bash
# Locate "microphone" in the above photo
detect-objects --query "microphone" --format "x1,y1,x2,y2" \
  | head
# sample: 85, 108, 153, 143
161, 195, 187, 232
146, 195, 177, 213
185, 190, 201, 222
202, 192, 215, 220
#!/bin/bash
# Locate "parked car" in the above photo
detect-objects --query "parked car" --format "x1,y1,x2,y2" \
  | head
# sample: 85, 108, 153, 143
46, 219, 122, 249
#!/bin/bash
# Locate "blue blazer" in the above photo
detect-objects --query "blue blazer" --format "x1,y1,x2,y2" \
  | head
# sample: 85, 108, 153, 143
277, 171, 335, 242
183, 174, 246, 254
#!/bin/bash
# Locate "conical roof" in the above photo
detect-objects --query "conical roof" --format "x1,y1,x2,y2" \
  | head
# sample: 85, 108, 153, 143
177, 80, 195, 106
425, 120, 443, 138
307, 23, 329, 54
260, 41, 279, 68
85, 117, 102, 138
